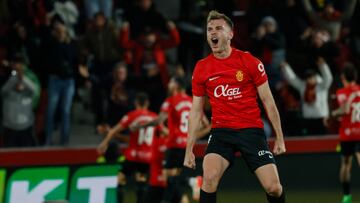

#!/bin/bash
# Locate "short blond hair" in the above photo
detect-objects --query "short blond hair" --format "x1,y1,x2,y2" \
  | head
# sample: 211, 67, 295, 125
207, 10, 234, 29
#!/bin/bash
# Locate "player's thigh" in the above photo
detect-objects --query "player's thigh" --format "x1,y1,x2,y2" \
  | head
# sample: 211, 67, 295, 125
341, 155, 353, 166
355, 142, 360, 166
355, 153, 360, 166
255, 163, 281, 190
165, 168, 181, 177
202, 153, 229, 181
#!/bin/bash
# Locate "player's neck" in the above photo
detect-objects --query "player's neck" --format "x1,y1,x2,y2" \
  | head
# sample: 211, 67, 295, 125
213, 45, 232, 59
344, 81, 356, 87
172, 89, 184, 96
136, 106, 148, 110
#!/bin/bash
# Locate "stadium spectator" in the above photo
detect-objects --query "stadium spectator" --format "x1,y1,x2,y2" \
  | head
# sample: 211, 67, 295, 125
120, 20, 180, 111
84, 0, 113, 20
275, 0, 309, 50
6, 22, 39, 69
1, 54, 40, 147
281, 57, 333, 135
95, 62, 135, 135
253, 16, 286, 89
300, 28, 340, 74
80, 11, 121, 126
302, 0, 357, 41
45, 21, 77, 146
46, 0, 79, 39
123, 0, 167, 39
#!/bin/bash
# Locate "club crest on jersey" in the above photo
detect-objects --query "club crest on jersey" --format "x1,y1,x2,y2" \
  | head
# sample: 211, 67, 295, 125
236, 70, 244, 82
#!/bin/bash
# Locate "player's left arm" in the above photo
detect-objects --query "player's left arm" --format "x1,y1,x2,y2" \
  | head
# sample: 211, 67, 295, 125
257, 82, 286, 155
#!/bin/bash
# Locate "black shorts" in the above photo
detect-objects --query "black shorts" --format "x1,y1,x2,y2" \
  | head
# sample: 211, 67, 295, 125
147, 186, 165, 203
206, 128, 276, 172
121, 160, 149, 176
163, 148, 185, 169
340, 141, 360, 156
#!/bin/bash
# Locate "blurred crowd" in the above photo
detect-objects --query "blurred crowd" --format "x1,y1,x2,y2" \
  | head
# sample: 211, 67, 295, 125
0, 0, 359, 147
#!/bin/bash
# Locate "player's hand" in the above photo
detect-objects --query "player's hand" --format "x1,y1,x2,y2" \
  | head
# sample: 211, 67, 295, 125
121, 21, 129, 30
129, 123, 140, 132
167, 21, 176, 30
273, 138, 286, 155
316, 57, 326, 66
97, 141, 108, 155
183, 150, 196, 169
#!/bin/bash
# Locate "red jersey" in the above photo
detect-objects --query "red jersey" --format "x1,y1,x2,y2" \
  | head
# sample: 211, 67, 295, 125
160, 92, 192, 148
149, 136, 167, 187
336, 84, 360, 141
119, 109, 160, 163
192, 48, 267, 129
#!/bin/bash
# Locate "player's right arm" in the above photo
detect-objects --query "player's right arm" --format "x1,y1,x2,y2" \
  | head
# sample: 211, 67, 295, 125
130, 112, 168, 131
97, 124, 125, 154
184, 96, 205, 169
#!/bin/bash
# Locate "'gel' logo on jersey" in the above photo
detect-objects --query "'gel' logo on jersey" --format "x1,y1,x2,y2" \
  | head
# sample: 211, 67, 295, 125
258, 150, 273, 159
214, 84, 241, 98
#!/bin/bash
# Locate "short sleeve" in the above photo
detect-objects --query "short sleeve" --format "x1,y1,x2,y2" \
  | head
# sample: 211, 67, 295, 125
244, 52, 268, 87
192, 62, 206, 96
336, 90, 347, 106
160, 98, 171, 113
119, 114, 131, 129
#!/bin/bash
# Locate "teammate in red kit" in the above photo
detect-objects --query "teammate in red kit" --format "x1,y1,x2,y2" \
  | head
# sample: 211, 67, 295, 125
147, 134, 167, 203
184, 10, 286, 203
133, 76, 210, 203
332, 65, 360, 203
98, 92, 163, 203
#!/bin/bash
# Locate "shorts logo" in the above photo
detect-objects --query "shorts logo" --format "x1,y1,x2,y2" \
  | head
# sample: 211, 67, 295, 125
208, 135, 212, 144
236, 70, 244, 82
258, 150, 273, 159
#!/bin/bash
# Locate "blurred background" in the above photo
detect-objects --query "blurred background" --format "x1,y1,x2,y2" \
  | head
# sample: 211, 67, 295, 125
0, 0, 359, 202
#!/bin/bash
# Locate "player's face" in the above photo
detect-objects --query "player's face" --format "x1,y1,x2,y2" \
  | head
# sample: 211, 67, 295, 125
168, 78, 177, 94
207, 19, 233, 54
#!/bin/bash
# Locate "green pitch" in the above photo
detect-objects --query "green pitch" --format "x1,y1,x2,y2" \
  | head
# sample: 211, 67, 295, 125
123, 189, 360, 203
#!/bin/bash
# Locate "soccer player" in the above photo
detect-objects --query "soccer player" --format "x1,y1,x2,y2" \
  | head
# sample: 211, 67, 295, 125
332, 65, 360, 203
147, 134, 167, 203
184, 10, 286, 203
98, 92, 163, 203
132, 76, 210, 203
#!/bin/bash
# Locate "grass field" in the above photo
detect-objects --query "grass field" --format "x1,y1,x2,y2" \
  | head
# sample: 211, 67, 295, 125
122, 189, 360, 203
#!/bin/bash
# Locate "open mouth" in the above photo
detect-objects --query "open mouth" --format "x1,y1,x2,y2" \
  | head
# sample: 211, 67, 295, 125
211, 37, 219, 45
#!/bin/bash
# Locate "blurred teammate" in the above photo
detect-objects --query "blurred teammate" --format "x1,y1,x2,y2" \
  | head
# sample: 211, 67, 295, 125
133, 76, 210, 203
332, 65, 360, 203
184, 10, 286, 203
147, 134, 167, 203
98, 92, 163, 203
